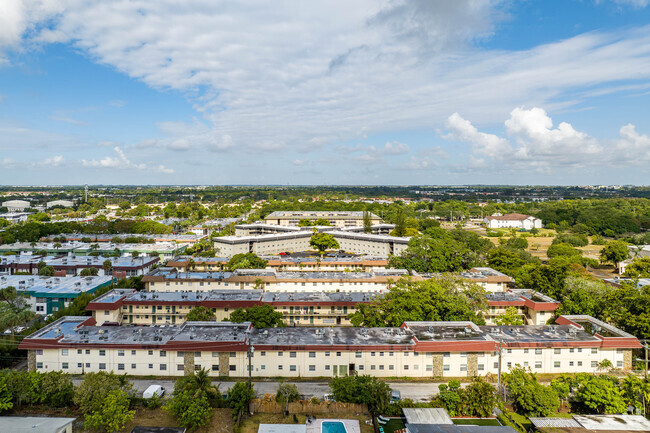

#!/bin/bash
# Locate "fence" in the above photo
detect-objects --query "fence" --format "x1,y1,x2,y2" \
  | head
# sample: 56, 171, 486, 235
251, 395, 367, 414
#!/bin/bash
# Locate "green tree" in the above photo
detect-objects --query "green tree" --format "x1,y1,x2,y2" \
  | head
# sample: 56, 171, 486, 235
298, 219, 312, 227
502, 236, 528, 250
229, 305, 284, 328
624, 257, 650, 278
600, 240, 629, 270
363, 210, 373, 233
80, 267, 99, 276
503, 366, 560, 416
38, 265, 55, 276
461, 377, 498, 418
314, 218, 331, 226
309, 232, 340, 255
166, 390, 212, 431
227, 381, 255, 421
0, 379, 13, 412
350, 276, 486, 327
391, 208, 407, 237
84, 389, 135, 433
494, 306, 524, 326
186, 306, 216, 321
103, 259, 113, 275
547, 243, 582, 259
40, 371, 74, 407
574, 375, 627, 414
118, 201, 131, 210
226, 253, 268, 271
276, 382, 300, 413
73, 372, 132, 415
329, 375, 391, 417
0, 287, 35, 335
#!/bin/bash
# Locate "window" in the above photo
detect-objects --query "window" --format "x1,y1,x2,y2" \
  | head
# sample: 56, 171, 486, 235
506, 349, 512, 354
160, 351, 166, 357
523, 349, 529, 354
591, 348, 598, 354
86, 363, 90, 368
36, 349, 43, 355
554, 361, 560, 368
278, 352, 283, 357
389, 352, 394, 357
290, 365, 297, 372
336, 352, 342, 357
177, 352, 185, 357
371, 352, 376, 357
569, 361, 574, 366
177, 364, 185, 371
290, 352, 296, 358
617, 361, 623, 368
570, 348, 575, 353
61, 349, 68, 356
325, 352, 330, 357
535, 361, 542, 369
211, 365, 219, 371
62, 362, 69, 369
195, 352, 201, 357
118, 363, 124, 370
99, 363, 106, 370
379, 352, 384, 357
355, 352, 362, 358
404, 365, 409, 370
554, 348, 561, 354
148, 350, 153, 356
261, 365, 266, 370
77, 349, 82, 354
195, 365, 201, 371
494, 362, 499, 369
118, 350, 124, 357
230, 365, 236, 371
535, 348, 542, 355
230, 352, 236, 358
426, 365, 432, 371
578, 361, 582, 366
36, 362, 43, 369
99, 350, 106, 356
160, 364, 167, 371
591, 361, 598, 368
478, 364, 484, 371
148, 364, 153, 369
131, 364, 136, 369
309, 365, 316, 371
443, 364, 450, 371
389, 365, 394, 370
443, 352, 450, 358
78, 363, 83, 368
404, 352, 409, 357
461, 352, 467, 357
507, 362, 512, 368
578, 348, 582, 353
131, 350, 136, 355
325, 365, 330, 370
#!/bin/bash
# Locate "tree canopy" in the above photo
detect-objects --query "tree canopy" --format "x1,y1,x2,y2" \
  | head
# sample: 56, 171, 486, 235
186, 306, 216, 321
229, 304, 285, 328
309, 232, 340, 255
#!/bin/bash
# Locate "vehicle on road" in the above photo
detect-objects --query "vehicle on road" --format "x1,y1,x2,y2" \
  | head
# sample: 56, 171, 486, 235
390, 390, 401, 402
143, 384, 165, 399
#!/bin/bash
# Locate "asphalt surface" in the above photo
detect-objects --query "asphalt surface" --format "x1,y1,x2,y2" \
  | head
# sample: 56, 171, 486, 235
71, 378, 449, 401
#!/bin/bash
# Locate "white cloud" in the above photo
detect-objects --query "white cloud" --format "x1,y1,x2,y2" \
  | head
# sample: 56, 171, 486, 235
38, 155, 64, 167
0, 157, 15, 168
82, 146, 145, 170
443, 107, 650, 171
445, 112, 511, 158
374, 141, 410, 155
4, 1, 650, 159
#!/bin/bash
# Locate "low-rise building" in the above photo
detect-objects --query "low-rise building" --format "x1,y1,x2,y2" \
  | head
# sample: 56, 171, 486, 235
485, 290, 559, 325
484, 213, 542, 230
2, 199, 31, 212
21, 315, 640, 378
0, 212, 30, 223
46, 200, 75, 208
0, 274, 113, 315
166, 256, 391, 273
143, 268, 409, 293
265, 211, 381, 228
87, 289, 375, 326
0, 241, 186, 259
43, 233, 206, 244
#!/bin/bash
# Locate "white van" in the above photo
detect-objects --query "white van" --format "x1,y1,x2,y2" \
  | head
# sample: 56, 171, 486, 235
143, 384, 165, 399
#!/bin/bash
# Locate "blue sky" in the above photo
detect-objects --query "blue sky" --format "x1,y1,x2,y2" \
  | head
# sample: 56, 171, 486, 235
1, 0, 650, 185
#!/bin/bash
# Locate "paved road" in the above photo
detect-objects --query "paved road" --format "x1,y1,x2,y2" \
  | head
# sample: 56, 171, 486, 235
72, 378, 450, 402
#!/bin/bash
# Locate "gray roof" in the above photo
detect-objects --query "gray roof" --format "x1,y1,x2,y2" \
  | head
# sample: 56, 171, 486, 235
258, 425, 307, 433
0, 416, 76, 433
403, 408, 453, 425
573, 415, 650, 431
0, 275, 113, 297
406, 425, 517, 433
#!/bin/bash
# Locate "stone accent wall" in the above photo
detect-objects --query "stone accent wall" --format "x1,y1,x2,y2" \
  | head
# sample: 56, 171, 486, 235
624, 349, 633, 370
184, 352, 195, 376
219, 352, 229, 377
432, 354, 443, 377
27, 350, 36, 372
467, 353, 478, 376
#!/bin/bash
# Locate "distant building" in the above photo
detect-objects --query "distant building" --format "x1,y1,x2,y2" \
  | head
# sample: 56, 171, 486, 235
0, 212, 30, 223
46, 200, 75, 208
2, 199, 31, 212
484, 213, 542, 230
265, 211, 381, 228
2, 416, 75, 433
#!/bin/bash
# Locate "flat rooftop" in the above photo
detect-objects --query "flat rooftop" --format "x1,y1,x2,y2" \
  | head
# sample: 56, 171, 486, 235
0, 275, 113, 297
250, 326, 414, 347
147, 268, 408, 281
266, 211, 375, 218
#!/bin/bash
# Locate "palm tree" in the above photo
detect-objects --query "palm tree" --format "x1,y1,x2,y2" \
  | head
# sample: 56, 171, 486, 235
103, 260, 113, 276
53, 242, 62, 253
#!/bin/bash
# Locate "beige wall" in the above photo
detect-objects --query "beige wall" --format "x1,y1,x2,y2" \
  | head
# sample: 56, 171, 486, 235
148, 279, 389, 293
33, 346, 631, 378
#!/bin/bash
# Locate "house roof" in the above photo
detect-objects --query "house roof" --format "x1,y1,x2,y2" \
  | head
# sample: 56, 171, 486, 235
485, 213, 535, 221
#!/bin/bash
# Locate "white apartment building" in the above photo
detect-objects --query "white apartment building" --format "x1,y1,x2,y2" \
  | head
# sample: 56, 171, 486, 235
265, 211, 381, 228
484, 213, 542, 230
22, 315, 639, 378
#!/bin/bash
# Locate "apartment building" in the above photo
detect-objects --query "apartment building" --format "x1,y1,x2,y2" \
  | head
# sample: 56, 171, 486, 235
484, 213, 542, 230
22, 315, 640, 378
166, 256, 390, 273
0, 241, 185, 259
87, 289, 375, 326
485, 290, 560, 325
0, 275, 113, 315
213, 223, 410, 257
43, 233, 206, 244
143, 268, 408, 293
264, 211, 381, 228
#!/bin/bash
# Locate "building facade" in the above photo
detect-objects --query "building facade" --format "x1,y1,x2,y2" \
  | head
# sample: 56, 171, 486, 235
21, 315, 639, 378
484, 213, 542, 230
265, 211, 381, 228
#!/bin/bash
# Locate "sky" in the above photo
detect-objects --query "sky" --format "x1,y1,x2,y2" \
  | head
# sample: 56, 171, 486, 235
1, 0, 650, 186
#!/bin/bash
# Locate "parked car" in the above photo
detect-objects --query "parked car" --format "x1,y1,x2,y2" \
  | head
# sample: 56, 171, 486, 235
390, 390, 401, 403
143, 384, 165, 399
323, 393, 335, 402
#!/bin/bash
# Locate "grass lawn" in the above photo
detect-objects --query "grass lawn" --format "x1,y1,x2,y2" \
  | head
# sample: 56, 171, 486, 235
380, 418, 406, 433
452, 418, 501, 426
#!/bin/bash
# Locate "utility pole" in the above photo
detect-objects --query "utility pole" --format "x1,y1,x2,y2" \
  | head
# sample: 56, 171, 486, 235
247, 340, 254, 389
636, 339, 650, 379
497, 339, 504, 401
